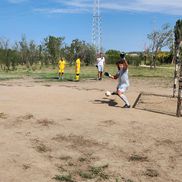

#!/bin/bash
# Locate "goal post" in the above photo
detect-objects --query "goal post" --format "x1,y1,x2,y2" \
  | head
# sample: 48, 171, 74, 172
176, 42, 182, 117
174, 20, 182, 117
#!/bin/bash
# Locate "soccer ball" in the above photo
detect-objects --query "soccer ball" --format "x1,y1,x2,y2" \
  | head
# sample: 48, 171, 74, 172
105, 91, 111, 97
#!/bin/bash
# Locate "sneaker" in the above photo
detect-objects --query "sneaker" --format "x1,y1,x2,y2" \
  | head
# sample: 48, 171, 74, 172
111, 92, 117, 95
122, 104, 130, 108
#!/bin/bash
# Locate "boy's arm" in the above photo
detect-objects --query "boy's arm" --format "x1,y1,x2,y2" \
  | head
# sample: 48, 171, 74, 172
124, 59, 129, 69
104, 72, 118, 79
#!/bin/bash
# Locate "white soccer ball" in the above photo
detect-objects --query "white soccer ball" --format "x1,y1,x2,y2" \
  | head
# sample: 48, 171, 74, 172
105, 91, 111, 97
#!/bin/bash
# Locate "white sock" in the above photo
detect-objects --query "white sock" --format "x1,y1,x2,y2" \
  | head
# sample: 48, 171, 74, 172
119, 94, 130, 106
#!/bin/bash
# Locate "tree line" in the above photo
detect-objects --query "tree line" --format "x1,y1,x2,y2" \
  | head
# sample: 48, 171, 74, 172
0, 35, 96, 71
0, 20, 181, 71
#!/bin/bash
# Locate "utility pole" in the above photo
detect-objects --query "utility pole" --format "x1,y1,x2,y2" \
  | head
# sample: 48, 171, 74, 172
92, 0, 102, 53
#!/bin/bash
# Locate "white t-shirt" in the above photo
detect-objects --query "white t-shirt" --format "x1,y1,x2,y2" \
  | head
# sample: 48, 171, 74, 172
117, 69, 129, 87
97, 57, 105, 66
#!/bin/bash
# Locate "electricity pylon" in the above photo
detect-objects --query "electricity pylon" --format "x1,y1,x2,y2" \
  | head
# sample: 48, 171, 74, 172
92, 0, 102, 53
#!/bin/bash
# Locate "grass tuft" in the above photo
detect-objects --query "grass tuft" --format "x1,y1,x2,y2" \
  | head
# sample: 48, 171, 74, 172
53, 174, 75, 182
144, 168, 159, 177
79, 164, 109, 180
128, 154, 148, 162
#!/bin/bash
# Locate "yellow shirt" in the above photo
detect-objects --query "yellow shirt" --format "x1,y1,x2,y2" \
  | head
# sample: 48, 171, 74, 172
75, 58, 81, 73
58, 60, 66, 72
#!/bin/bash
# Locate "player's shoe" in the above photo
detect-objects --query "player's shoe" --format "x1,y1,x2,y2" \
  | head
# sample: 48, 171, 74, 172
122, 104, 130, 108
111, 92, 117, 95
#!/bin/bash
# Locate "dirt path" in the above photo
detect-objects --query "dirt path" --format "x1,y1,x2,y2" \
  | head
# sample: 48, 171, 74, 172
0, 78, 181, 182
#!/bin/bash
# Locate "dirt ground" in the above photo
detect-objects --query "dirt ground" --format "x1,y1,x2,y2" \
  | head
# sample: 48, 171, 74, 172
0, 77, 182, 182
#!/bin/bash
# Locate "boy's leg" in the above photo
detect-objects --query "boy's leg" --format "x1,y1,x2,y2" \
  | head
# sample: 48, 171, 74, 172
61, 72, 64, 80
75, 73, 80, 81
100, 71, 103, 80
97, 71, 100, 80
98, 65, 103, 80
119, 94, 130, 106
98, 65, 102, 80
117, 88, 130, 107
100, 65, 104, 80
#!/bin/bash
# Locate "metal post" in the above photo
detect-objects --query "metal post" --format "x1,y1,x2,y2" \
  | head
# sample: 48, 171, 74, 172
173, 55, 179, 97
92, 0, 102, 53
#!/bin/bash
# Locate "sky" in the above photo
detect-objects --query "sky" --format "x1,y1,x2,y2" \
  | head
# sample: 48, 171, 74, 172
0, 0, 181, 52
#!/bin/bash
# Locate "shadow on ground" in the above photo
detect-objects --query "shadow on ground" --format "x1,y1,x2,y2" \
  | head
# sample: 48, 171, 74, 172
93, 98, 119, 107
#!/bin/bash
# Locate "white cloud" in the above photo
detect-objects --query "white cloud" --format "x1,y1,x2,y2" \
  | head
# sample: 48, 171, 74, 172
34, 0, 182, 15
100, 0, 182, 15
62, 0, 92, 8
33, 0, 91, 14
34, 8, 89, 14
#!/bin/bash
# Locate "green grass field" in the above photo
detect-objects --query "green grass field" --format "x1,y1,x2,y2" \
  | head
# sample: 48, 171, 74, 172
0, 64, 174, 81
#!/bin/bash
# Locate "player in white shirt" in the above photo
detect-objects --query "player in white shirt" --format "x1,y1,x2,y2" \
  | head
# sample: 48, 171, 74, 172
96, 52, 105, 80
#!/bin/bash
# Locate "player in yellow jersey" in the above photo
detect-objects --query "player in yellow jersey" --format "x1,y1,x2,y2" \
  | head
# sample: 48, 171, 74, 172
58, 57, 66, 80
75, 55, 81, 81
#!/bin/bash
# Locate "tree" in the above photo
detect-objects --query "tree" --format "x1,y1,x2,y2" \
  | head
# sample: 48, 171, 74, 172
44, 36, 65, 67
174, 20, 182, 53
105, 50, 120, 64
81, 43, 96, 65
11, 42, 21, 70
0, 37, 11, 70
19, 35, 30, 68
37, 44, 45, 69
65, 39, 96, 66
147, 23, 173, 68
69, 39, 84, 65
28, 40, 38, 66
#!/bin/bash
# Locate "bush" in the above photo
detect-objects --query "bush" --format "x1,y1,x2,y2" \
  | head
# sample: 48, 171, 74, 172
126, 55, 142, 66
105, 50, 120, 64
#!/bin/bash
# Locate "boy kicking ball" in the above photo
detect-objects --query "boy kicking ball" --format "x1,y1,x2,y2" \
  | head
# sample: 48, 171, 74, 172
104, 53, 130, 108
